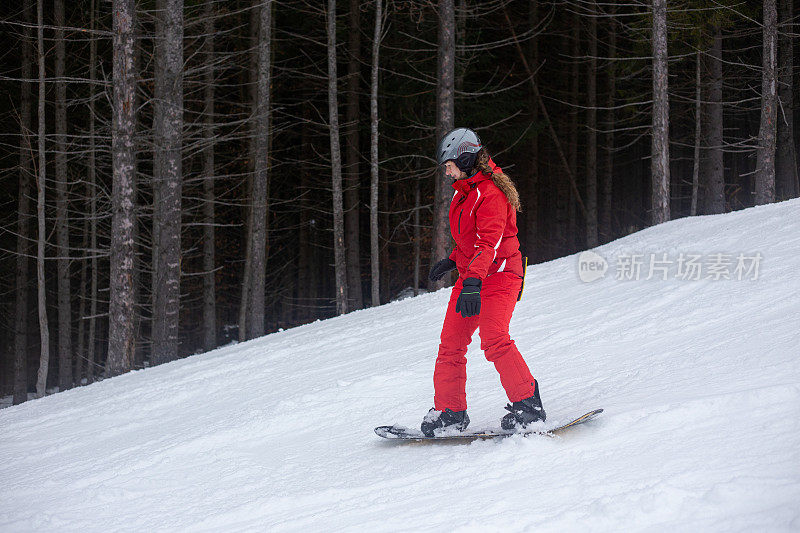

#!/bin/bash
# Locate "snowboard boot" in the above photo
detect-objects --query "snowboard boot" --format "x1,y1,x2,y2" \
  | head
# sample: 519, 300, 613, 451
420, 408, 470, 437
501, 381, 546, 430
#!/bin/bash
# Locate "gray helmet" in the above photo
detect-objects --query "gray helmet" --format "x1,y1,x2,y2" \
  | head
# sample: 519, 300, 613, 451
436, 127, 482, 172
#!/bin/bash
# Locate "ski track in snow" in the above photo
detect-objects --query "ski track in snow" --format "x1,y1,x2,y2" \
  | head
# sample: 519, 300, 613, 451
2, 200, 800, 532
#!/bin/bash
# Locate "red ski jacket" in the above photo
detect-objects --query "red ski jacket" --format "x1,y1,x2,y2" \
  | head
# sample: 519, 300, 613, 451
447, 158, 523, 280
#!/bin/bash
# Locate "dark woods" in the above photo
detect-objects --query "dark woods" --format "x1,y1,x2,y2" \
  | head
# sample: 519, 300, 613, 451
0, 0, 797, 403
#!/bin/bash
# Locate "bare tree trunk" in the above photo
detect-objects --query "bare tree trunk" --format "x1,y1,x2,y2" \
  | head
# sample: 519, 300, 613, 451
413, 175, 420, 295
131, 27, 143, 369
238, 194, 252, 341
75, 0, 97, 378
76, 212, 88, 382
455, 0, 467, 92
106, 0, 137, 378
131, 30, 143, 370
280, 255, 295, 328
247, 0, 272, 338
14, 0, 34, 404
704, 27, 725, 214
601, 3, 616, 240
298, 98, 313, 321
377, 30, 389, 305
54, 0, 73, 391
152, 0, 183, 364
86, 244, 97, 381
554, 29, 569, 250
380, 164, 389, 303
76, 2, 96, 378
430, 0, 455, 291
87, 24, 99, 381
525, 0, 539, 258
776, 0, 798, 198
344, 0, 363, 310
35, 0, 50, 398
87, 117, 99, 382
755, 0, 778, 205
238, 3, 259, 342
650, 0, 671, 225
328, 0, 349, 314
568, 14, 580, 250
297, 191, 311, 322
202, 0, 216, 351
691, 49, 701, 216
586, 1, 598, 248
369, 0, 382, 307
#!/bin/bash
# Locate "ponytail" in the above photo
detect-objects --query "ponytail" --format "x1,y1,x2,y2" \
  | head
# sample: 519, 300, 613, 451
474, 149, 522, 212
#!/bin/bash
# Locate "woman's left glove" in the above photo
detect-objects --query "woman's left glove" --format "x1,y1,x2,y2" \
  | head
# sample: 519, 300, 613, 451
429, 258, 457, 282
455, 277, 481, 318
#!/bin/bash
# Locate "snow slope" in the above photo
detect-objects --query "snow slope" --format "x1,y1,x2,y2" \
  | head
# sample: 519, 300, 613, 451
2, 200, 800, 532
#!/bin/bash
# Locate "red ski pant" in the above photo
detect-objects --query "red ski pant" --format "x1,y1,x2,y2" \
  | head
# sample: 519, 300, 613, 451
433, 272, 536, 412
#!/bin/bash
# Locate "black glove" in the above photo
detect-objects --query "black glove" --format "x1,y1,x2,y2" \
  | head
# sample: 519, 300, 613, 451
428, 258, 457, 282
455, 277, 481, 318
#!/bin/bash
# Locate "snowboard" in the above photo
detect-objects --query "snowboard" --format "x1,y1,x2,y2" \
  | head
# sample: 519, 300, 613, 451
374, 408, 603, 441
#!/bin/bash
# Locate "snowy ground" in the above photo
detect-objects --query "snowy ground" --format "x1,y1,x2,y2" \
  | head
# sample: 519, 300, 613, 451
2, 200, 800, 532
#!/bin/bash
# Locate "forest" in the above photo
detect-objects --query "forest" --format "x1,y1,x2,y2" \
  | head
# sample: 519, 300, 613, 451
0, 0, 796, 405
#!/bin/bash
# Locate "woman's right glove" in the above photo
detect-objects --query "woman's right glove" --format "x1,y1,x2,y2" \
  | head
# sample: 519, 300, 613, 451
428, 258, 457, 282
455, 277, 482, 318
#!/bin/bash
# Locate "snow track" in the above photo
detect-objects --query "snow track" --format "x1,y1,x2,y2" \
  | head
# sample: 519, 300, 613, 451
2, 199, 800, 531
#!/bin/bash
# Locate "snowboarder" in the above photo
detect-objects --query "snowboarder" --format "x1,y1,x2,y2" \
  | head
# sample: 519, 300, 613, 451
421, 127, 546, 437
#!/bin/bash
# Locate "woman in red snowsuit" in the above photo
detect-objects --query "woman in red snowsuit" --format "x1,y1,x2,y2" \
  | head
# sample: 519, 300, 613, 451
421, 128, 545, 436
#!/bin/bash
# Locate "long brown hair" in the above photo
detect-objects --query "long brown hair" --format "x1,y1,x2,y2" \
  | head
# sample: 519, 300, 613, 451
474, 149, 522, 212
